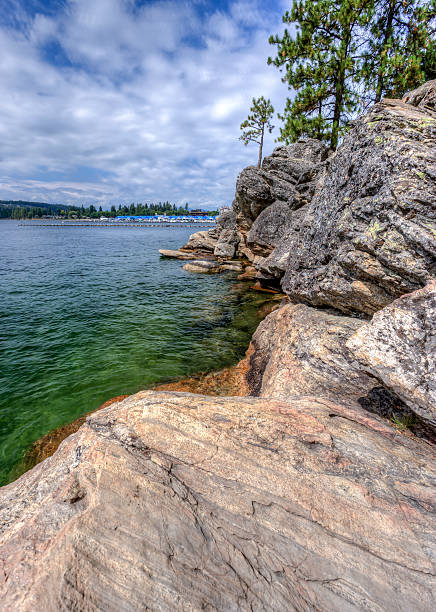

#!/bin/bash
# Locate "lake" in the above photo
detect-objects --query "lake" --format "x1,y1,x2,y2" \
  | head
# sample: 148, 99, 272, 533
0, 221, 268, 485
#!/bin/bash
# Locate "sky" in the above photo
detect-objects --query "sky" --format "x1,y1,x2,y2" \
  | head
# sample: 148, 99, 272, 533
0, 0, 291, 209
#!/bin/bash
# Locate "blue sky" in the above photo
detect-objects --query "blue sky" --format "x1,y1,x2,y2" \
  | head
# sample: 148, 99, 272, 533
0, 0, 289, 209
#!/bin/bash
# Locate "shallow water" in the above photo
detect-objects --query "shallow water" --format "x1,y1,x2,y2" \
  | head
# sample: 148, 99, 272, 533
0, 221, 270, 485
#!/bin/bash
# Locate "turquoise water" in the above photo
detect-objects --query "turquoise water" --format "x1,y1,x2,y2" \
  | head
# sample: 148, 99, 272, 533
0, 221, 269, 485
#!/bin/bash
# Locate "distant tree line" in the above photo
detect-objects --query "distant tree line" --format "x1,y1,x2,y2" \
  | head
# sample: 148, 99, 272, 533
0, 200, 74, 219
0, 200, 218, 220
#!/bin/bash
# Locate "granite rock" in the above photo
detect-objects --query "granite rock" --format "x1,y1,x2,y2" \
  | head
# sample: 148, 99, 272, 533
233, 139, 329, 234
242, 302, 375, 402
214, 229, 239, 258
282, 84, 436, 315
256, 205, 310, 278
347, 281, 436, 429
159, 249, 197, 260
247, 201, 295, 257
182, 260, 220, 273
1, 391, 435, 611
181, 230, 217, 253
403, 79, 436, 112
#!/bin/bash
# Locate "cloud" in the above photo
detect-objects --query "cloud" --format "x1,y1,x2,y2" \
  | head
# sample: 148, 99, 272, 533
0, 0, 288, 208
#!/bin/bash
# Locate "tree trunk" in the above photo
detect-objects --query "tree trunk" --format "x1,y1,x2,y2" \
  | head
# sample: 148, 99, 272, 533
258, 125, 264, 168
375, 1, 396, 103
331, 26, 352, 150
331, 77, 342, 150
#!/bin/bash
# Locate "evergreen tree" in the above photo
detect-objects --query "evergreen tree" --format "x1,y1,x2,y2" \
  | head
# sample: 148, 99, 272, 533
422, 36, 436, 80
360, 0, 436, 104
268, 0, 375, 149
239, 96, 275, 167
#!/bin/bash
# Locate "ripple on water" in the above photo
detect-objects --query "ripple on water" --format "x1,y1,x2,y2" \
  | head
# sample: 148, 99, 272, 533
0, 221, 276, 485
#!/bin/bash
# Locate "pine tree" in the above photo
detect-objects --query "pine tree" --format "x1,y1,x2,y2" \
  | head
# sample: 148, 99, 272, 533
360, 0, 436, 105
239, 96, 275, 167
268, 0, 375, 150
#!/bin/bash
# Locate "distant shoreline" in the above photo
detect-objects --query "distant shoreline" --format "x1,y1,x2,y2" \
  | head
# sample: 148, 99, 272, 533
18, 222, 215, 228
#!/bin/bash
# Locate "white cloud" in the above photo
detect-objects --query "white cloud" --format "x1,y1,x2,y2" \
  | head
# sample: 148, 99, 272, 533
0, 0, 288, 208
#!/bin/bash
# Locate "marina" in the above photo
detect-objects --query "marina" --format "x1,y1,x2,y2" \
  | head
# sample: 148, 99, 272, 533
19, 223, 215, 228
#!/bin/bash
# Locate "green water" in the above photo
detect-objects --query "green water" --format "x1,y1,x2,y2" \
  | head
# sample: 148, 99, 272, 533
0, 221, 272, 485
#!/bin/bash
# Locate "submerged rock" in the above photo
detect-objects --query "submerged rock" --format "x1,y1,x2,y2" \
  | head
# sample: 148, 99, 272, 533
1, 391, 434, 611
182, 260, 220, 273
348, 281, 436, 429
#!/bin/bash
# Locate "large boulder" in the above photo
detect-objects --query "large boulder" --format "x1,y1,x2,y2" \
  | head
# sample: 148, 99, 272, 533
213, 228, 239, 258
247, 201, 295, 256
256, 205, 310, 277
243, 302, 375, 402
233, 139, 329, 233
347, 281, 436, 429
207, 209, 237, 240
233, 166, 275, 231
181, 230, 217, 253
1, 391, 435, 611
402, 79, 436, 112
282, 83, 436, 315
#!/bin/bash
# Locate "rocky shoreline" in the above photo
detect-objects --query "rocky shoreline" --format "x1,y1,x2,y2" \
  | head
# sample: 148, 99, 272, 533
0, 81, 435, 611
15, 295, 283, 474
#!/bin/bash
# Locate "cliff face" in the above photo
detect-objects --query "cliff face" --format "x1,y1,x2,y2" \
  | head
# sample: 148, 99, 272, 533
282, 94, 436, 315
209, 80, 435, 310
2, 82, 436, 610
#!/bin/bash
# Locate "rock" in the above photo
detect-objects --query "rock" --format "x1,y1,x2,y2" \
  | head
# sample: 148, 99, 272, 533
214, 229, 239, 258
237, 265, 257, 280
255, 205, 309, 276
207, 210, 237, 240
243, 302, 376, 402
233, 139, 329, 233
233, 166, 275, 231
1, 391, 435, 611
182, 212, 238, 256
282, 83, 436, 315
247, 201, 294, 256
206, 224, 222, 240
181, 230, 217, 252
347, 281, 436, 429
219, 262, 243, 273
182, 260, 220, 273
262, 139, 329, 179
159, 249, 197, 260
216, 209, 237, 230
402, 79, 436, 112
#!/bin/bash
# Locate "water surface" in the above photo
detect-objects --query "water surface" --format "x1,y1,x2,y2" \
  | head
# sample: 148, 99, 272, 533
0, 221, 269, 485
